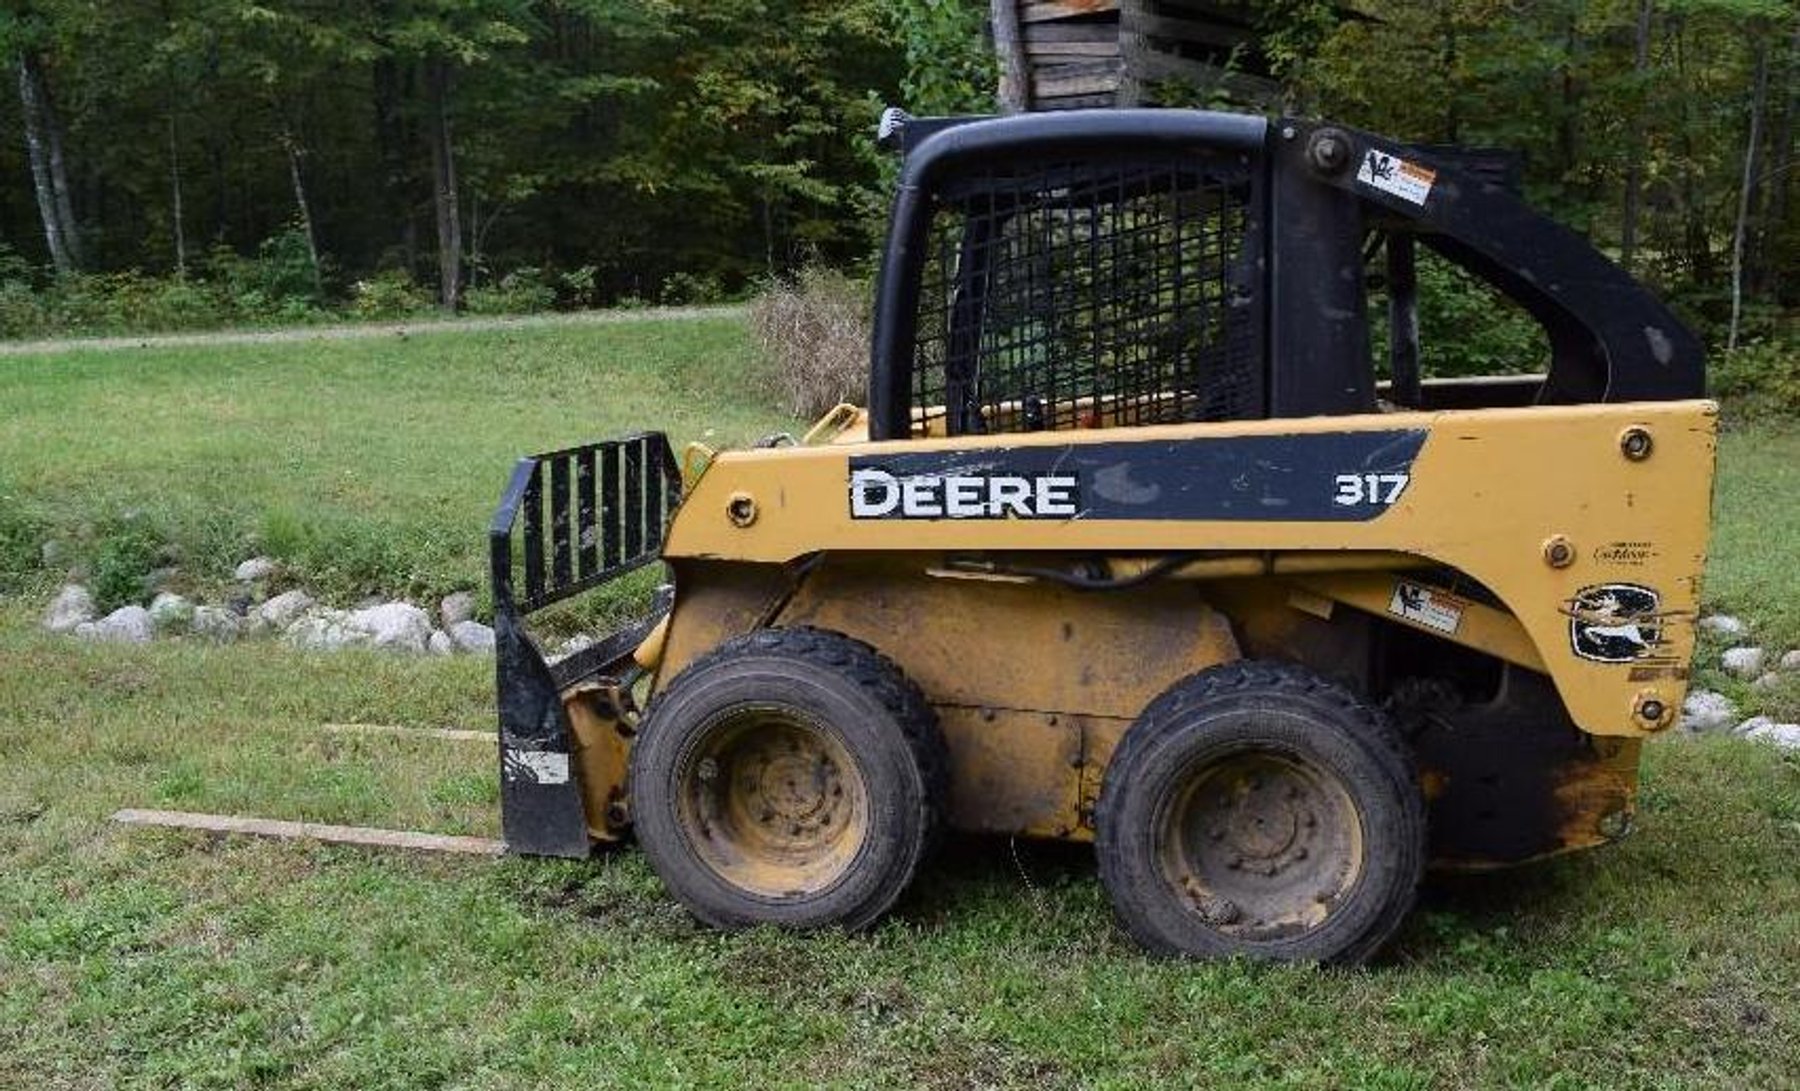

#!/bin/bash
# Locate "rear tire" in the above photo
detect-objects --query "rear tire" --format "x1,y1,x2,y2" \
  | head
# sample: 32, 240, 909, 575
1095, 660, 1424, 964
631, 627, 946, 931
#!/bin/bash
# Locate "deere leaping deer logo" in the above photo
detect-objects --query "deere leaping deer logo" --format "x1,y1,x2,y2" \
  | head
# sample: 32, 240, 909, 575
1563, 583, 1669, 663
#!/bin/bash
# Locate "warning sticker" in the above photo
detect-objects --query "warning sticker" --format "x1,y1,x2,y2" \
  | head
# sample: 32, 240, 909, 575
1388, 581, 1464, 635
1356, 149, 1437, 206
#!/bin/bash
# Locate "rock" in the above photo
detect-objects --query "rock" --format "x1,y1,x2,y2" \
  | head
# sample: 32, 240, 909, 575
1734, 715, 1772, 736
428, 629, 455, 656
79, 605, 154, 644
148, 592, 193, 629
144, 566, 178, 593
449, 620, 495, 655
39, 539, 67, 568
190, 605, 242, 642
439, 591, 477, 628
233, 556, 278, 582
42, 584, 95, 633
1680, 689, 1737, 733
1751, 671, 1785, 692
1744, 721, 1800, 751
548, 633, 596, 666
344, 602, 431, 653
286, 610, 362, 651
1698, 614, 1749, 638
258, 589, 315, 628
1721, 646, 1767, 679
1781, 650, 1800, 673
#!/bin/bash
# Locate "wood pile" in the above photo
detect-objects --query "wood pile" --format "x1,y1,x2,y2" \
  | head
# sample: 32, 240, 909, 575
999, 1, 1282, 111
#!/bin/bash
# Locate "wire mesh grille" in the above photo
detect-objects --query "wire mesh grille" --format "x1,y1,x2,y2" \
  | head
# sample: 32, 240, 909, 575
911, 152, 1259, 435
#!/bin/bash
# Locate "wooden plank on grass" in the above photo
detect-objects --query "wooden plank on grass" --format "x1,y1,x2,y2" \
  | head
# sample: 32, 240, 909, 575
112, 809, 505, 856
321, 722, 494, 743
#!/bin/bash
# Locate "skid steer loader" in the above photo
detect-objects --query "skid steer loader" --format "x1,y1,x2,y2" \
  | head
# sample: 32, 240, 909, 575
488, 109, 1715, 963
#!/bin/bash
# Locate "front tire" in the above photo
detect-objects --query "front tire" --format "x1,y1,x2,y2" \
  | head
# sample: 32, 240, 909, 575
631, 627, 946, 931
1095, 660, 1424, 964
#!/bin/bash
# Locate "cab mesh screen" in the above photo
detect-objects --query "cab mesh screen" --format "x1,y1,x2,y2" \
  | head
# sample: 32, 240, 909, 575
911, 153, 1259, 435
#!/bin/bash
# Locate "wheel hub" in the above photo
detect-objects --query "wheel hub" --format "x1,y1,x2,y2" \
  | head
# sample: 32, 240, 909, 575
679, 709, 869, 899
1162, 751, 1364, 940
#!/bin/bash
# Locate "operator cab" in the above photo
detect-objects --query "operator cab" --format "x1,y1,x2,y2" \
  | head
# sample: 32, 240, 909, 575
869, 109, 1703, 440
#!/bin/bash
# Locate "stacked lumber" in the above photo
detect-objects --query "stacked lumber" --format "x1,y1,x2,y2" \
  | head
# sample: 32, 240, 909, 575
1006, 0, 1281, 111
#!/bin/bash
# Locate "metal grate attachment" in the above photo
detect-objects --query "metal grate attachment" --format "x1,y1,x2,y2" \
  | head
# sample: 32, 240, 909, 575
911, 151, 1261, 435
489, 433, 681, 616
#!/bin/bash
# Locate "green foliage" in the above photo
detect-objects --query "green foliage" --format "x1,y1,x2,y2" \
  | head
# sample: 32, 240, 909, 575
463, 267, 557, 315
349, 271, 436, 320
89, 513, 166, 612
892, 0, 993, 114
1711, 338, 1800, 418
1369, 251, 1551, 379
0, 491, 43, 593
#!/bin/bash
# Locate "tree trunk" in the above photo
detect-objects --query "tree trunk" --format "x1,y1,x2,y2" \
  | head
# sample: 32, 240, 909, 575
426, 57, 462, 311
990, 0, 1030, 113
1728, 34, 1770, 353
18, 52, 77, 274
1621, 0, 1652, 272
282, 131, 323, 294
168, 113, 187, 277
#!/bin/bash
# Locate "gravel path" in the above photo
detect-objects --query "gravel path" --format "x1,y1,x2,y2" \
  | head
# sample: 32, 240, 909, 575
0, 303, 746, 357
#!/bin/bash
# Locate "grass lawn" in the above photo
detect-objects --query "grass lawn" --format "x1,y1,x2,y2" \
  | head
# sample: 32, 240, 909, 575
1, 321, 1796, 1088
0, 315, 787, 611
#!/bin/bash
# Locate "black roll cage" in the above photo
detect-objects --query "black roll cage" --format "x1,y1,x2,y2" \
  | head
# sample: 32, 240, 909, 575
866, 109, 1704, 442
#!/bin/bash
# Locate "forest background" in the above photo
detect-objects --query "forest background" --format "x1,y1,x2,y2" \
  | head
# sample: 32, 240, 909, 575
0, 0, 1793, 389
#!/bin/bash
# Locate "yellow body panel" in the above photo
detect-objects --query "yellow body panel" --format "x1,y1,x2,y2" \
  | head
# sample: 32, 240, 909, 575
661, 401, 1718, 739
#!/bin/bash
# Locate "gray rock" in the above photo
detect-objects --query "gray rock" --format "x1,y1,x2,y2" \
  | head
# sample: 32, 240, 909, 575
1744, 721, 1800, 751
449, 619, 496, 655
428, 629, 455, 656
1699, 614, 1749, 638
1734, 715, 1773, 737
548, 633, 596, 666
1751, 671, 1785, 692
233, 556, 278, 582
190, 605, 243, 642
39, 539, 66, 568
1680, 689, 1737, 733
148, 592, 193, 629
285, 609, 365, 651
1781, 650, 1800, 673
1721, 646, 1767, 679
42, 584, 95, 633
258, 589, 315, 629
80, 605, 154, 644
439, 591, 477, 629
344, 602, 432, 653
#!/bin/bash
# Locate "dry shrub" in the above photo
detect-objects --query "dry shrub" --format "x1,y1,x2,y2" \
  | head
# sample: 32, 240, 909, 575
749, 267, 871, 419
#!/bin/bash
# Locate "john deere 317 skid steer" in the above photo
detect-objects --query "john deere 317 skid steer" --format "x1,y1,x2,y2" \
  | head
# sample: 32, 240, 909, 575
488, 109, 1715, 963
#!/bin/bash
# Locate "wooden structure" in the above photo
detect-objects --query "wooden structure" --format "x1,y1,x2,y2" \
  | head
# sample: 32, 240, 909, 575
996, 0, 1282, 112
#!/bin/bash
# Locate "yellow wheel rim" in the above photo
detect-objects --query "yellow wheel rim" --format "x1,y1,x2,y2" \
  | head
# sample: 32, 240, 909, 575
677, 707, 870, 899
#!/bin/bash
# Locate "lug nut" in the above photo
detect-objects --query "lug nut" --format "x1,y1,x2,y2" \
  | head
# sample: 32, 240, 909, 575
1543, 535, 1576, 569
1620, 427, 1654, 461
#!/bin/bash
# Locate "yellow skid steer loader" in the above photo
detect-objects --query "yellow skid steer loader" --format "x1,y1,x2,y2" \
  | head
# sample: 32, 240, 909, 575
488, 110, 1715, 963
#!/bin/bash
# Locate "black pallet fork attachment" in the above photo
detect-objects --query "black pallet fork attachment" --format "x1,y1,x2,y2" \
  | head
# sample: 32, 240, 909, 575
489, 432, 682, 856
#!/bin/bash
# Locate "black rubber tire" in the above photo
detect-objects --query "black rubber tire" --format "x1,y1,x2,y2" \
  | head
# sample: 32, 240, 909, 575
630, 626, 947, 931
1095, 660, 1425, 964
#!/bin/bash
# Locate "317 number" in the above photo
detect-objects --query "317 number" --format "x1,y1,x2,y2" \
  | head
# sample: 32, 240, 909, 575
1333, 472, 1410, 507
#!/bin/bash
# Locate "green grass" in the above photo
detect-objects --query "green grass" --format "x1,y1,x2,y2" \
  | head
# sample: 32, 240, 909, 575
0, 317, 788, 609
1696, 424, 1800, 722
0, 612, 1795, 1089
0, 323, 1797, 1087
